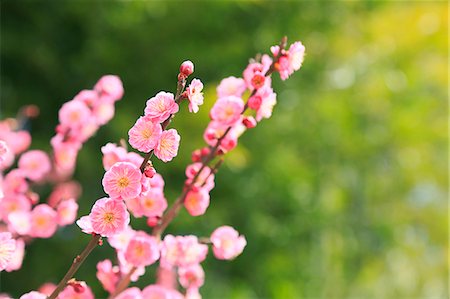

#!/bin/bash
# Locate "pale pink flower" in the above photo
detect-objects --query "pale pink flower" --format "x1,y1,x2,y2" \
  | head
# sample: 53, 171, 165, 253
5, 238, 25, 272
19, 291, 46, 299
142, 285, 183, 299
184, 189, 210, 217
156, 266, 177, 290
185, 163, 214, 192
18, 150, 51, 181
47, 181, 81, 208
139, 189, 167, 218
185, 288, 201, 299
124, 233, 160, 267
161, 235, 208, 268
89, 198, 130, 237
107, 225, 135, 252
186, 79, 204, 113
73, 89, 99, 108
210, 226, 247, 260
0, 194, 31, 222
125, 197, 145, 218
0, 141, 14, 171
117, 251, 145, 282
58, 100, 92, 129
102, 162, 142, 200
178, 264, 204, 289
123, 151, 145, 169
76, 216, 93, 234
29, 204, 58, 238
92, 102, 115, 125
58, 282, 94, 299
254, 86, 277, 121
128, 116, 162, 153
154, 129, 180, 163
0, 232, 16, 271
209, 96, 244, 126
144, 92, 179, 123
116, 287, 142, 299
148, 173, 165, 190
52, 140, 79, 172
0, 141, 9, 164
38, 283, 57, 296
56, 198, 79, 226
3, 168, 28, 195
274, 41, 305, 80
180, 60, 194, 77
94, 75, 124, 102
0, 129, 31, 155
96, 259, 120, 294
7, 211, 31, 235
216, 76, 247, 98
243, 59, 271, 90
101, 143, 128, 171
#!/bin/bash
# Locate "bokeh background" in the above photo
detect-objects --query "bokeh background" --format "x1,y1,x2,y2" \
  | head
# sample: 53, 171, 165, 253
0, 1, 448, 298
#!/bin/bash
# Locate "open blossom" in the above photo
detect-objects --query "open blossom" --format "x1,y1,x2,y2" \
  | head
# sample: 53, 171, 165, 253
154, 129, 180, 162
0, 194, 31, 222
216, 76, 247, 98
29, 204, 58, 238
18, 150, 51, 181
38, 283, 57, 296
19, 291, 47, 299
102, 162, 142, 200
117, 251, 146, 282
116, 287, 142, 299
178, 264, 205, 289
161, 235, 208, 268
58, 100, 91, 129
184, 188, 210, 217
124, 233, 160, 267
210, 226, 247, 260
186, 79, 204, 113
144, 92, 179, 123
210, 96, 244, 126
254, 86, 277, 121
273, 41, 305, 80
0, 140, 9, 163
94, 75, 124, 102
73, 89, 99, 108
243, 55, 272, 90
142, 285, 183, 299
0, 232, 16, 271
128, 116, 162, 153
56, 198, 79, 226
5, 238, 25, 272
107, 225, 135, 252
7, 211, 31, 235
96, 259, 120, 294
89, 198, 130, 237
139, 189, 167, 218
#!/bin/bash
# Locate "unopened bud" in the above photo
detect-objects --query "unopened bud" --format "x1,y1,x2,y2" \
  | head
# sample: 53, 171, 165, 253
192, 149, 202, 162
144, 165, 157, 178
200, 147, 211, 157
248, 95, 262, 111
67, 279, 85, 294
180, 60, 194, 77
243, 116, 257, 129
147, 216, 159, 227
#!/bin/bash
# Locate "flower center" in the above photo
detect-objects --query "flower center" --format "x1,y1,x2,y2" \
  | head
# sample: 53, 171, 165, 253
117, 177, 129, 188
103, 212, 115, 224
142, 128, 152, 139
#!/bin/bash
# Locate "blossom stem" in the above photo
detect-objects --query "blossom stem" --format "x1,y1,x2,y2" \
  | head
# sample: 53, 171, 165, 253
47, 234, 101, 299
107, 266, 137, 299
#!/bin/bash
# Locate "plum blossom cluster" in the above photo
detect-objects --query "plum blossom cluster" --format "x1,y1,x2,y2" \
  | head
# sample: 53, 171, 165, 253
1, 37, 305, 299
0, 76, 123, 277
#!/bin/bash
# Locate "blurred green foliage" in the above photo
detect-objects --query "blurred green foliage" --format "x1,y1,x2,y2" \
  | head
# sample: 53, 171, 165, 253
1, 1, 447, 298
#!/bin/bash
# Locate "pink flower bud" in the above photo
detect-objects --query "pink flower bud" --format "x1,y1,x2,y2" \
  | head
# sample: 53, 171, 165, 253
191, 149, 202, 162
248, 95, 262, 111
144, 165, 156, 178
242, 116, 257, 129
180, 60, 194, 77
147, 216, 159, 227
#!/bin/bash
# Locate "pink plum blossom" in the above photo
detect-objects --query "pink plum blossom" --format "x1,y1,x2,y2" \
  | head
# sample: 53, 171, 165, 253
56, 198, 79, 226
89, 198, 130, 237
19, 292, 46, 299
184, 189, 210, 217
101, 143, 128, 171
154, 129, 180, 162
124, 233, 160, 267
7, 211, 31, 235
128, 116, 163, 153
178, 264, 205, 289
73, 89, 99, 108
116, 288, 142, 299
76, 216, 93, 235
117, 251, 146, 282
0, 194, 31, 222
18, 150, 51, 181
92, 102, 115, 125
216, 76, 247, 98
47, 181, 81, 208
144, 92, 179, 123
186, 79, 204, 113
5, 238, 25, 272
94, 75, 124, 102
160, 235, 208, 268
210, 226, 247, 260
58, 100, 92, 130
29, 204, 58, 238
38, 283, 57, 296
185, 288, 201, 299
102, 162, 142, 200
3, 169, 28, 195
185, 163, 214, 192
107, 225, 135, 252
253, 86, 277, 121
273, 41, 305, 80
0, 232, 16, 271
96, 259, 120, 294
139, 189, 167, 218
243, 58, 271, 90
0, 141, 10, 164
209, 96, 244, 127
142, 285, 183, 299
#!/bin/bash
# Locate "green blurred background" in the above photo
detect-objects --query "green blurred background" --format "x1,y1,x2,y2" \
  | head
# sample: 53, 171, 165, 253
0, 1, 448, 298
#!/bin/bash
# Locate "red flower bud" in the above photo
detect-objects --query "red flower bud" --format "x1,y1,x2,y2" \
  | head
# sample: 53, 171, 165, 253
180, 60, 194, 77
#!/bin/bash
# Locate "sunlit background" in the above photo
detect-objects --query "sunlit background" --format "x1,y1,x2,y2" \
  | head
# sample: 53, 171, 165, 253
1, 1, 448, 298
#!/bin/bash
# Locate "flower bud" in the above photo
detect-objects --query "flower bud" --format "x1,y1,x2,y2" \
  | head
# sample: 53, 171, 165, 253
180, 60, 194, 77
147, 216, 159, 227
144, 165, 157, 178
242, 116, 257, 129
248, 95, 262, 111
